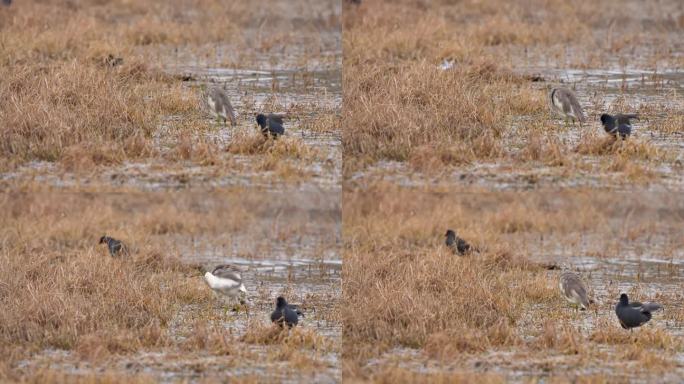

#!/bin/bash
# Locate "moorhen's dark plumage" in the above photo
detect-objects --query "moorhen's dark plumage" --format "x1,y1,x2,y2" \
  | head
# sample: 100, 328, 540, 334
601, 113, 638, 139
270, 296, 303, 328
445, 229, 476, 256
256, 113, 284, 138
99, 236, 128, 257
615, 293, 660, 330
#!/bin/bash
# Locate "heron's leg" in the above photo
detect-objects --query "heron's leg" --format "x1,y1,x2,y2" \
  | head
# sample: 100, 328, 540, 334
230, 296, 241, 313
235, 294, 249, 313
211, 292, 230, 319
225, 300, 240, 317
208, 291, 220, 320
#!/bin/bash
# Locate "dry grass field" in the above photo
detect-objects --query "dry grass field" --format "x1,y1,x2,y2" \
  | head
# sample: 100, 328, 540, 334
0, 0, 341, 382
342, 2, 683, 379
343, 183, 684, 382
343, 0, 683, 188
0, 186, 341, 382
3, 0, 683, 382
0, 0, 341, 189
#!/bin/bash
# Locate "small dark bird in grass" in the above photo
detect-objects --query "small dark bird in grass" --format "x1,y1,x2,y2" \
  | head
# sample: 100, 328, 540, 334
99, 236, 128, 257
600, 113, 639, 139
615, 293, 661, 330
270, 296, 303, 328
103, 54, 124, 68
256, 113, 284, 138
445, 229, 477, 256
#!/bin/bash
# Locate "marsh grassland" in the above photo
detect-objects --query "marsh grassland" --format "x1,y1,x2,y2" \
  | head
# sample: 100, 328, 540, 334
343, 184, 684, 382
0, 0, 341, 382
1, 0, 341, 189
343, 0, 683, 382
344, 0, 683, 189
0, 187, 341, 382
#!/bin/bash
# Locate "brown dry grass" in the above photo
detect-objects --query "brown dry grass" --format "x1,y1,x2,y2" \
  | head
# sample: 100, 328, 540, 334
344, 250, 544, 352
343, 185, 560, 369
343, 0, 683, 174
0, 186, 341, 381
343, 59, 532, 165
0, 60, 189, 165
342, 183, 684, 380
241, 322, 333, 352
0, 193, 210, 362
227, 132, 318, 162
0, 0, 340, 172
589, 319, 682, 350
6, 370, 156, 384
181, 320, 243, 356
